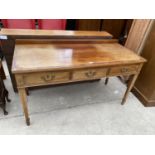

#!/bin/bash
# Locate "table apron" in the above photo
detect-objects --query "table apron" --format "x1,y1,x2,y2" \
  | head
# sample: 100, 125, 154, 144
15, 64, 140, 88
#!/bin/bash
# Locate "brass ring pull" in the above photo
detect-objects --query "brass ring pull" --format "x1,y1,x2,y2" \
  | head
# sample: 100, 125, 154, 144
85, 71, 96, 78
121, 68, 128, 73
41, 74, 55, 82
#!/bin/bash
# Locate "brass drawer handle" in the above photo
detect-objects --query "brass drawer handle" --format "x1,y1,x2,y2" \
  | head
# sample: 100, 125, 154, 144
85, 71, 96, 78
41, 74, 55, 82
121, 68, 129, 73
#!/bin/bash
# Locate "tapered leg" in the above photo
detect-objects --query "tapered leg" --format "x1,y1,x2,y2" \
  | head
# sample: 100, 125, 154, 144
105, 78, 109, 85
18, 88, 30, 126
121, 74, 138, 105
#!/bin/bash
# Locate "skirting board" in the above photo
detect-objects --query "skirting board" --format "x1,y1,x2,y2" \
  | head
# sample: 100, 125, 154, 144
132, 86, 155, 107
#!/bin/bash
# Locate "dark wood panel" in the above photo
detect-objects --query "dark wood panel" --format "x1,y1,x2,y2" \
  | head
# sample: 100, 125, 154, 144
1, 39, 17, 92
0, 63, 6, 79
132, 21, 155, 106
76, 19, 133, 43
76, 19, 101, 31
101, 19, 126, 39
120, 19, 133, 45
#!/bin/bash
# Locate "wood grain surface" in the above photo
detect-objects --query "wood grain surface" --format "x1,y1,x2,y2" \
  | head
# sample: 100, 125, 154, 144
0, 28, 113, 39
12, 40, 146, 74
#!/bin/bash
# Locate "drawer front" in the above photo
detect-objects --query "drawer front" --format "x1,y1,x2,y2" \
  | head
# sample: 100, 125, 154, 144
16, 71, 70, 87
73, 68, 107, 80
109, 65, 139, 76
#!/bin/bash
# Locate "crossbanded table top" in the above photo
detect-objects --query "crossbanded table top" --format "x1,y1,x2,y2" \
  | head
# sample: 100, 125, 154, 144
12, 40, 146, 73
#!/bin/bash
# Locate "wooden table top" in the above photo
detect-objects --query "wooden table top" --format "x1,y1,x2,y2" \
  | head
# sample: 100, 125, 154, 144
12, 40, 146, 74
0, 28, 113, 39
